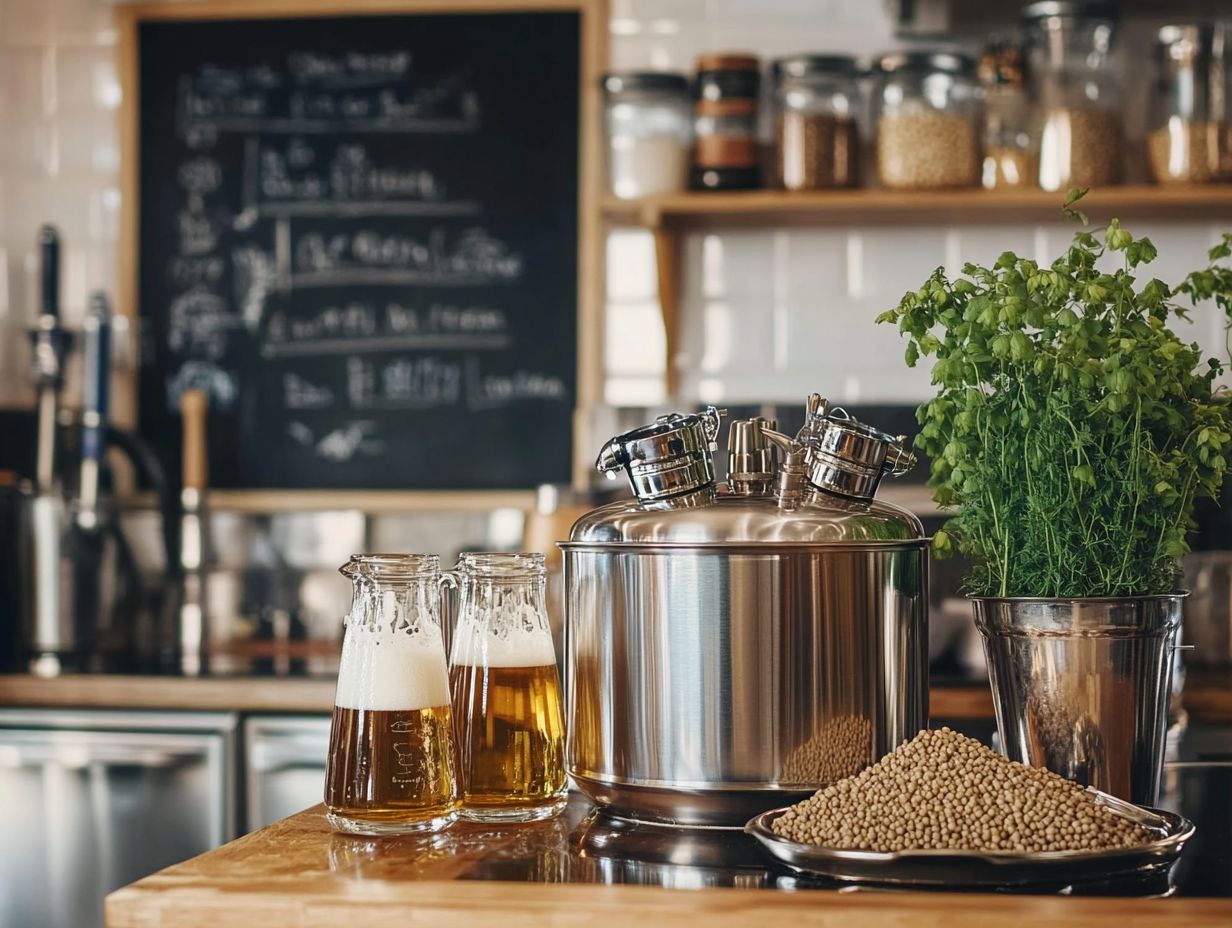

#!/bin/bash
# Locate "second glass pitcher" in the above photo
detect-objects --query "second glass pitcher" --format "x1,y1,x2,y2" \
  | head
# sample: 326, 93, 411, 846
447, 552, 567, 822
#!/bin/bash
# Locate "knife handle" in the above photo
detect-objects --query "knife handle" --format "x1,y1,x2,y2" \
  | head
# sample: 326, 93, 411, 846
39, 225, 60, 320
81, 293, 111, 464
181, 389, 208, 492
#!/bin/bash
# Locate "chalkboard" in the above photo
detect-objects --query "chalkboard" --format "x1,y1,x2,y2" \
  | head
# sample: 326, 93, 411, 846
133, 7, 584, 489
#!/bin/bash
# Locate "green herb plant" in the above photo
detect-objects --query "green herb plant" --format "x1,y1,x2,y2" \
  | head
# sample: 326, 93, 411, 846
877, 189, 1232, 597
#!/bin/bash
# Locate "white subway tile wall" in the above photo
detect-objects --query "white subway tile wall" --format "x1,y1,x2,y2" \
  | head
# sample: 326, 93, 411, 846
0, 0, 1228, 413
0, 0, 120, 407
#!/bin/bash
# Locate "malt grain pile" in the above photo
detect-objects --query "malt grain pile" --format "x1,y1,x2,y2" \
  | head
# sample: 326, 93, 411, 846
772, 727, 1151, 853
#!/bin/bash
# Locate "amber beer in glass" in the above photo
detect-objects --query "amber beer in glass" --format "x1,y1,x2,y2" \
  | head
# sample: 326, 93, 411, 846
448, 553, 567, 821
325, 554, 459, 834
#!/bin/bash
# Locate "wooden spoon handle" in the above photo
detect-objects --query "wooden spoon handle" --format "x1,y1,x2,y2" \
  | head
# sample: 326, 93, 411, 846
180, 389, 208, 491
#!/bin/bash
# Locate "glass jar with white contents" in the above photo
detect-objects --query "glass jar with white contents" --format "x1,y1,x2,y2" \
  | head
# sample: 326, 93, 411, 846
602, 72, 692, 199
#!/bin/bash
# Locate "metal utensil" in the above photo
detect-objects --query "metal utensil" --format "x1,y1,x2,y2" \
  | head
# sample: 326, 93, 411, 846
68, 293, 112, 656
745, 791, 1194, 887
27, 226, 71, 676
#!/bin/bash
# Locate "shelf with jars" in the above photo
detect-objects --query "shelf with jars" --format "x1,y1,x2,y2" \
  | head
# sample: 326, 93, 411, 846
602, 184, 1232, 394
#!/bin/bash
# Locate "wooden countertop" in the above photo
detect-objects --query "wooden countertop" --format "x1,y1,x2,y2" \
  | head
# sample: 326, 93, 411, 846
0, 673, 994, 716
4, 673, 1231, 722
0, 674, 336, 712
104, 799, 1231, 928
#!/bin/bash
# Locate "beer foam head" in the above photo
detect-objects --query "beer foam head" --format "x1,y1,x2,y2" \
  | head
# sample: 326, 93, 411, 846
450, 620, 557, 668
334, 632, 451, 711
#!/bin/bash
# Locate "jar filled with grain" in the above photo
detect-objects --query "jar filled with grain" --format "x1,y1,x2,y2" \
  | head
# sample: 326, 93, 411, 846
601, 72, 692, 199
978, 40, 1037, 189
871, 51, 982, 190
1147, 24, 1227, 186
691, 53, 761, 191
1023, 1, 1123, 191
771, 55, 861, 191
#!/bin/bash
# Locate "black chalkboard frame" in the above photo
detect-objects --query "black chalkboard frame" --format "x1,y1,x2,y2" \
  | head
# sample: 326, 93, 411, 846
116, 0, 606, 504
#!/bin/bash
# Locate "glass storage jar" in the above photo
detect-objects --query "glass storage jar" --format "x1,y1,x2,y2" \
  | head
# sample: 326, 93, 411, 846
1147, 24, 1227, 185
871, 51, 981, 190
771, 55, 860, 190
1023, 1, 1122, 191
691, 53, 761, 190
602, 72, 691, 199
979, 40, 1037, 189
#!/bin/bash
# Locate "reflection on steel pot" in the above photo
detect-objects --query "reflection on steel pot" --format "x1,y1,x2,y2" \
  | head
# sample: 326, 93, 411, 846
562, 395, 929, 826
973, 595, 1184, 806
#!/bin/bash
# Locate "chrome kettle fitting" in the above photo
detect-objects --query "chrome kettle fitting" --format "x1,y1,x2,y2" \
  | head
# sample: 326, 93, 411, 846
596, 406, 726, 504
797, 394, 916, 500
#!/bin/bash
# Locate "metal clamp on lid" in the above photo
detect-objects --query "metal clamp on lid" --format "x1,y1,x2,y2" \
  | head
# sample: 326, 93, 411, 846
596, 406, 725, 503
797, 395, 916, 500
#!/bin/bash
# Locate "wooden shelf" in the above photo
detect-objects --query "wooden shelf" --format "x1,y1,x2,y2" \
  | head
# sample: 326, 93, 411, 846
604, 184, 1232, 228
603, 184, 1232, 396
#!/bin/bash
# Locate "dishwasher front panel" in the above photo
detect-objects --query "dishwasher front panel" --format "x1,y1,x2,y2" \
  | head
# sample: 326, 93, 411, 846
244, 714, 331, 832
0, 710, 236, 928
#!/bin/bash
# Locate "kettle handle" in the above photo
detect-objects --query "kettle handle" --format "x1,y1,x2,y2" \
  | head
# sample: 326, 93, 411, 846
884, 436, 917, 477
595, 439, 626, 478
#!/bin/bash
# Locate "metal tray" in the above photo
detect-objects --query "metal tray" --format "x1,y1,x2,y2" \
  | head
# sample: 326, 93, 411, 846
745, 789, 1195, 888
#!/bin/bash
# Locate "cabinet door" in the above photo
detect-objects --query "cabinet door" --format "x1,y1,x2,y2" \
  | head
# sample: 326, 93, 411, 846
244, 715, 331, 832
0, 728, 228, 928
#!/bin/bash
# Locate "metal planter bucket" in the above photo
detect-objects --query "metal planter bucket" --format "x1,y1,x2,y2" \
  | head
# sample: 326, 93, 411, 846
972, 594, 1184, 806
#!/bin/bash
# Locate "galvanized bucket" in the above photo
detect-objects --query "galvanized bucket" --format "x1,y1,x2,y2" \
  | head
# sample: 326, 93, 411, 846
972, 594, 1184, 806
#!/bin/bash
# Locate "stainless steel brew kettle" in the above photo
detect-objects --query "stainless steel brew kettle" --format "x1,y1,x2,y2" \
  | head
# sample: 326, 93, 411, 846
561, 395, 928, 825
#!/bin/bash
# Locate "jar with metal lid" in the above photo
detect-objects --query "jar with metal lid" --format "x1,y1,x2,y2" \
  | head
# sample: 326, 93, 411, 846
979, 40, 1037, 189
771, 55, 860, 191
691, 53, 761, 190
1147, 25, 1227, 185
1023, 1, 1122, 191
871, 51, 981, 190
602, 72, 692, 199
563, 395, 926, 826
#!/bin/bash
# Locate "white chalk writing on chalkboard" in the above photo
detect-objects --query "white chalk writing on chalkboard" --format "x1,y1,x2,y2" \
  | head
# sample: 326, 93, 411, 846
167, 359, 239, 411
232, 245, 277, 332
466, 358, 568, 410
346, 356, 462, 409
262, 301, 510, 358
178, 156, 222, 195
178, 55, 480, 135
283, 372, 336, 410
169, 256, 225, 287
293, 227, 522, 287
168, 286, 239, 359
241, 139, 478, 219
287, 420, 386, 463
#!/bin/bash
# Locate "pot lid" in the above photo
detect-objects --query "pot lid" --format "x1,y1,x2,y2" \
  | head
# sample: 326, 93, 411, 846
566, 493, 925, 546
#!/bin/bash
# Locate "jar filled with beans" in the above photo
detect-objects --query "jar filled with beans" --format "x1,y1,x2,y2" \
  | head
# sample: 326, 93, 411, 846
1023, 1, 1123, 191
1147, 24, 1227, 185
871, 51, 982, 190
771, 55, 861, 191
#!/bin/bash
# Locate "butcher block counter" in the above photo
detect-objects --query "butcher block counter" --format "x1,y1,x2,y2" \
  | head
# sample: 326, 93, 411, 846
105, 787, 1232, 928
6, 672, 1232, 721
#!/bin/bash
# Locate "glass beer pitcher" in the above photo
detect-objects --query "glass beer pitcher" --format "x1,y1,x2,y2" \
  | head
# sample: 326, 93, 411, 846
447, 553, 568, 822
325, 554, 459, 835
